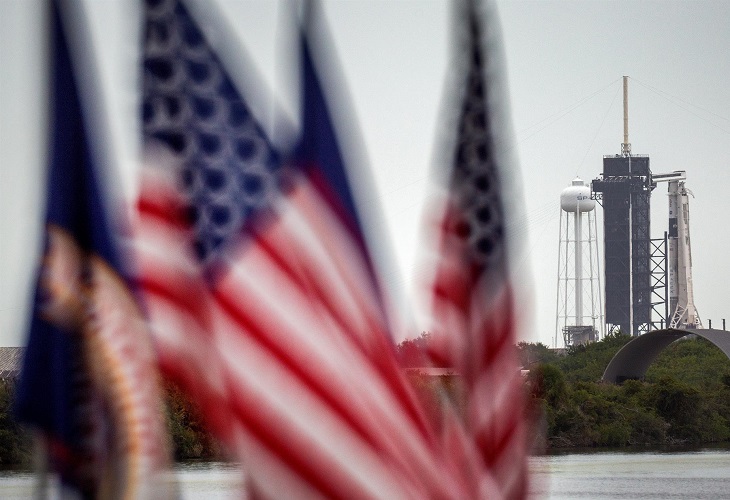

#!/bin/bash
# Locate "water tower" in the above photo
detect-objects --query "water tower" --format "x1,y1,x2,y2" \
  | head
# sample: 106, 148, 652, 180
556, 178, 604, 347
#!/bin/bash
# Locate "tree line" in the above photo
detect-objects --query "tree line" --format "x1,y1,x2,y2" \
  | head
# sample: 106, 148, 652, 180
3, 331, 730, 466
397, 331, 730, 450
0, 380, 221, 468
521, 333, 730, 449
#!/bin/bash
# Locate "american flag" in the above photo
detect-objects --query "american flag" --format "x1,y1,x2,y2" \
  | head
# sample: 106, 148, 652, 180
425, 1, 529, 497
135, 0, 460, 497
134, 0, 528, 497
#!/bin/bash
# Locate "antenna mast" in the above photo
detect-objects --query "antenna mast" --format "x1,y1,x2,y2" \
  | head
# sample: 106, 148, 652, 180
621, 76, 631, 156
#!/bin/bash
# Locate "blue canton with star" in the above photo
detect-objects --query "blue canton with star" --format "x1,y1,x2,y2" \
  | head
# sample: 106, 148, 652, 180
142, 0, 281, 263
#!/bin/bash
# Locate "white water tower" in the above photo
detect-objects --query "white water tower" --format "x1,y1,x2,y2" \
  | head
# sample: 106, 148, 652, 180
556, 178, 604, 347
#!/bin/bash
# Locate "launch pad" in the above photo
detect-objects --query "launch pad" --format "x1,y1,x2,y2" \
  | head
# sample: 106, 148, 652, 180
557, 77, 702, 346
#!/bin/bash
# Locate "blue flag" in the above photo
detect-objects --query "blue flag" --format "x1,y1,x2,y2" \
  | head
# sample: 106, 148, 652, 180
16, 2, 170, 495
294, 33, 364, 237
15, 2, 116, 492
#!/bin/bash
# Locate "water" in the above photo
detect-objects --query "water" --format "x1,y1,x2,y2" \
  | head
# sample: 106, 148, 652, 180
0, 462, 242, 499
173, 461, 241, 499
0, 469, 36, 500
530, 448, 730, 499
3, 450, 730, 498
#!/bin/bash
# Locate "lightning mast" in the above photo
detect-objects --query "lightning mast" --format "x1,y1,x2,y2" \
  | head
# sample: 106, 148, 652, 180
621, 76, 631, 157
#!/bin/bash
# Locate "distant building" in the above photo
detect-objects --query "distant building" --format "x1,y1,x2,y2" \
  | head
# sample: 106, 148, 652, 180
0, 347, 24, 380
404, 367, 458, 377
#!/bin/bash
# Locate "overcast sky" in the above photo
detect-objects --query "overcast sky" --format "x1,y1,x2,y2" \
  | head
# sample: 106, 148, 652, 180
2, 1, 730, 348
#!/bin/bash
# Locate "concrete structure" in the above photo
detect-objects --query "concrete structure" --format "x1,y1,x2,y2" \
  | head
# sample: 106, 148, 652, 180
602, 329, 730, 383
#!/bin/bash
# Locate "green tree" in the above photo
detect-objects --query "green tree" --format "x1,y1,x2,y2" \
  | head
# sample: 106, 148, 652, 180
397, 332, 433, 368
164, 382, 221, 461
520, 333, 730, 449
517, 342, 560, 368
555, 332, 632, 382
647, 337, 730, 391
0, 381, 32, 466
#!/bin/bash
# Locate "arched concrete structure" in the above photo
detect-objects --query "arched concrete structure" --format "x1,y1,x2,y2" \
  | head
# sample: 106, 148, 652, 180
602, 328, 730, 383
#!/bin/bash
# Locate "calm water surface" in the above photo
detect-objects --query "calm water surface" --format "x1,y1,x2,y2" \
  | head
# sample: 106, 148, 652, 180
2, 450, 730, 498
0, 462, 242, 499
173, 461, 241, 498
531, 448, 730, 499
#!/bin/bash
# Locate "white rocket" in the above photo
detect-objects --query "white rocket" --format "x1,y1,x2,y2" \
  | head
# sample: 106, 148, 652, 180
653, 171, 702, 329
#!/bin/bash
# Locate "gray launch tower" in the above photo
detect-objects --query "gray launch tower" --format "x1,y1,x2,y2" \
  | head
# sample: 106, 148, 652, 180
592, 156, 654, 335
591, 77, 655, 336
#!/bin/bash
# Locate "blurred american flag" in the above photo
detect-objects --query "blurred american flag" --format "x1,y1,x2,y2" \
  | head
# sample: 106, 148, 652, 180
425, 0, 529, 497
134, 0, 463, 497
133, 0, 528, 497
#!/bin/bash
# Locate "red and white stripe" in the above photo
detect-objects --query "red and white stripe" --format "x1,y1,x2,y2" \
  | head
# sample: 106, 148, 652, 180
426, 200, 529, 499
131, 163, 484, 498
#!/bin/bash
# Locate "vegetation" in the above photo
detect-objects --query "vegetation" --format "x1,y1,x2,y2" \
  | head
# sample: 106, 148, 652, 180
398, 332, 730, 450
164, 382, 222, 461
405, 372, 466, 428
523, 333, 730, 450
0, 381, 32, 466
397, 331, 437, 368
0, 379, 221, 467
3, 333, 730, 465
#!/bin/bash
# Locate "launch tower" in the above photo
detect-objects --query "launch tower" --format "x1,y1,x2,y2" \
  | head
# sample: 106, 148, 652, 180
591, 77, 655, 336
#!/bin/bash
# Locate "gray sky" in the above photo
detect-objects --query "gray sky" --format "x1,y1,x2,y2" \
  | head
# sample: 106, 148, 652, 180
1, 1, 730, 348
